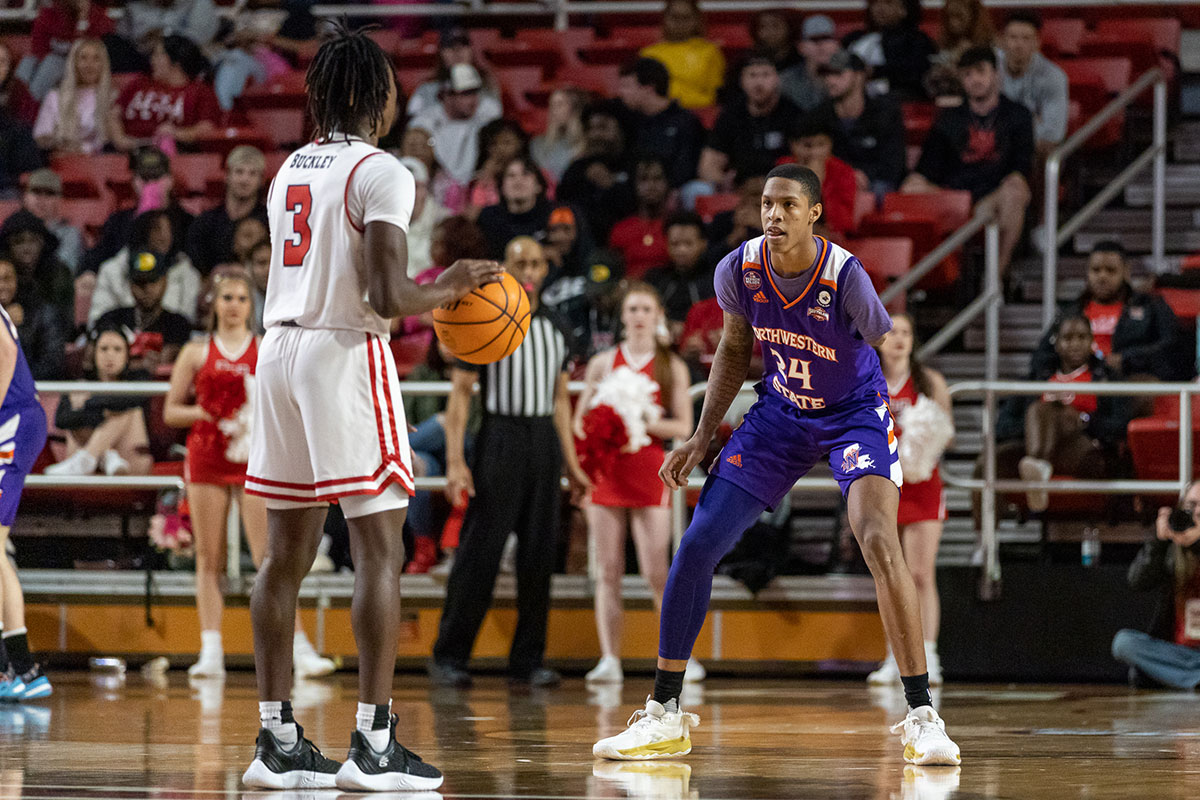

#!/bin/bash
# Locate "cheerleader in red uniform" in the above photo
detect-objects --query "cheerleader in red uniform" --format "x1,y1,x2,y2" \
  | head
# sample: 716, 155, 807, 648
871, 312, 954, 686
573, 283, 697, 684
164, 271, 333, 679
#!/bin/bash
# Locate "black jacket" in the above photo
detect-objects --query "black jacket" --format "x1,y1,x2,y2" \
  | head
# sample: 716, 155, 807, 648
812, 94, 907, 190
476, 198, 553, 260
55, 369, 152, 430
0, 209, 74, 327
14, 299, 65, 380
1127, 537, 1200, 643
842, 26, 937, 101
630, 102, 705, 188
1032, 288, 1183, 380
82, 202, 194, 275
996, 357, 1131, 448
185, 202, 268, 276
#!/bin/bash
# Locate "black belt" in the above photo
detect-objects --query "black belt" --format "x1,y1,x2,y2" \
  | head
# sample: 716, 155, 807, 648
280, 320, 300, 327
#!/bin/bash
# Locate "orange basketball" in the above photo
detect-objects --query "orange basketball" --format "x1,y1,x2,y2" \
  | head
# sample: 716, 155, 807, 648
432, 272, 531, 364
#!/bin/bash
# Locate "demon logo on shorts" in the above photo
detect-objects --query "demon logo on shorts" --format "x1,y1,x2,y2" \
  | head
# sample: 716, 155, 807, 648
743, 271, 762, 290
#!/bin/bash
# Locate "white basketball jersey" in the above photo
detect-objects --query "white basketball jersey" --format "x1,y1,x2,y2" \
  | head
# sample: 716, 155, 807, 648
264, 137, 415, 336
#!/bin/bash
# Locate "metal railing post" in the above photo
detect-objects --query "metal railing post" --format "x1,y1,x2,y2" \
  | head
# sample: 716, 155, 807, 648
1152, 77, 1167, 274
1042, 156, 1061, 330
981, 222, 1001, 599
1181, 389, 1193, 497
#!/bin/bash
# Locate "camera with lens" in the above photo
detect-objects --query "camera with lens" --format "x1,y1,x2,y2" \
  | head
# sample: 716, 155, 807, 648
1168, 506, 1198, 533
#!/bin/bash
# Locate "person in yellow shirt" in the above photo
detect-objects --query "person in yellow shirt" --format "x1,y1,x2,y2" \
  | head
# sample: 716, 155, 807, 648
640, 0, 725, 109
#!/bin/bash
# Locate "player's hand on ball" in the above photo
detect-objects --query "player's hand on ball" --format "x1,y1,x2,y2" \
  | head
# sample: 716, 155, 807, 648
445, 461, 475, 506
438, 259, 504, 297
660, 436, 707, 491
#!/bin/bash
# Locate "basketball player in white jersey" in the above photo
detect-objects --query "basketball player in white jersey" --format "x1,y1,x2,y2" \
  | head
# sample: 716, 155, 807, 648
241, 24, 501, 792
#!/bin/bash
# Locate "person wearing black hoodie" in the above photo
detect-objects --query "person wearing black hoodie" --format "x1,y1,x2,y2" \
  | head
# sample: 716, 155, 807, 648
475, 155, 553, 259
0, 208, 73, 332
1031, 241, 1183, 381
842, 0, 937, 100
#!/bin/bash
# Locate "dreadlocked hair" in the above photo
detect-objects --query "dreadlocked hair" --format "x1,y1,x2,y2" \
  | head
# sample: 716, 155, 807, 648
306, 20, 394, 143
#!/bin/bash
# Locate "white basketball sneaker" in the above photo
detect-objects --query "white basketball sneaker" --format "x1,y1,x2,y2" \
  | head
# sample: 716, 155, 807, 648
586, 656, 624, 684
891, 706, 961, 766
867, 651, 900, 685
593, 697, 700, 761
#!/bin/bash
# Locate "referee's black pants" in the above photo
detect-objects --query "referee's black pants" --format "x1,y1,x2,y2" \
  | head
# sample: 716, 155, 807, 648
432, 415, 562, 676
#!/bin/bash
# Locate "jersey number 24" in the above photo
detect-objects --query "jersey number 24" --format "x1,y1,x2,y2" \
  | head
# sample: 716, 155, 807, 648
283, 185, 312, 267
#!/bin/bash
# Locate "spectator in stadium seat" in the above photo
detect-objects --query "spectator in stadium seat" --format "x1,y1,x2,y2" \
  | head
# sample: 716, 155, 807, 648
705, 176, 765, 261
1111, 480, 1200, 690
902, 47, 1033, 279
92, 245, 194, 373
90, 209, 200, 326
82, 146, 194, 275
558, 101, 635, 243
1031, 241, 1181, 381
542, 204, 593, 280
608, 159, 672, 280
0, 42, 40, 128
16, 0, 115, 101
617, 58, 704, 188
210, 0, 318, 111
0, 257, 64, 379
843, 0, 937, 100
811, 50, 905, 200
19, 169, 84, 276
409, 63, 503, 190
643, 211, 714, 337
779, 14, 840, 112
640, 0, 726, 110
690, 54, 800, 207
212, 216, 267, 278
184, 146, 268, 277
998, 11, 1069, 158
111, 0, 220, 73
778, 117, 856, 238
109, 34, 218, 153
244, 237, 269, 334
0, 209, 73, 328
531, 87, 586, 183
33, 38, 114, 156
467, 119, 536, 218
406, 26, 500, 120
45, 324, 154, 476
976, 315, 1129, 516
925, 0, 995, 101
400, 156, 450, 278
0, 111, 43, 198
476, 156, 553, 259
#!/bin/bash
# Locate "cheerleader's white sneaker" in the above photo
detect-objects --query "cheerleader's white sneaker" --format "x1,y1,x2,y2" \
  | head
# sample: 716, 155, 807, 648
586, 656, 624, 684
868, 651, 901, 685
683, 657, 706, 683
892, 706, 961, 766
593, 697, 700, 761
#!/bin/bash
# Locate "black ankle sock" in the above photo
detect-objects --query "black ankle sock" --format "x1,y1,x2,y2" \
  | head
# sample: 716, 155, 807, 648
0, 631, 8, 673
901, 672, 932, 710
652, 668, 686, 708
372, 703, 390, 730
3, 632, 32, 675
280, 700, 294, 725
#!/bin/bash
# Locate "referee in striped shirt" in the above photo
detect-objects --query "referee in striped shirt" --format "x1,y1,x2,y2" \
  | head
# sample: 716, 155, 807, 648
429, 236, 591, 687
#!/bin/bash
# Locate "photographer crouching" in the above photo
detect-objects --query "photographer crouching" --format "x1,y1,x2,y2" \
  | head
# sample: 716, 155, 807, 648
1111, 480, 1200, 689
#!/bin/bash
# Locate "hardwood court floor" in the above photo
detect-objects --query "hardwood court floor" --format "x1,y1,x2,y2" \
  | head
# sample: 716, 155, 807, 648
0, 672, 1198, 799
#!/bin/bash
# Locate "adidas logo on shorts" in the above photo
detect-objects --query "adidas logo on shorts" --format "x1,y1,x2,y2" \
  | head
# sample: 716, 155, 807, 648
725, 453, 742, 468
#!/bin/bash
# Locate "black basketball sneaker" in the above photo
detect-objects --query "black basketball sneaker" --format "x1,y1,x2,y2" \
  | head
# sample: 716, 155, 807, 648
242, 724, 341, 788
335, 714, 444, 791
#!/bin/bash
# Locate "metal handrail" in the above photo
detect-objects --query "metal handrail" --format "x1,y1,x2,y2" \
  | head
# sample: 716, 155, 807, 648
1042, 68, 1167, 329
879, 209, 993, 306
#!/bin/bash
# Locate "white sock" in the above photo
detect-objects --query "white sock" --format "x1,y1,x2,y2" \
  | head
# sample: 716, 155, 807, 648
199, 630, 222, 656
3, 627, 26, 639
259, 700, 298, 747
356, 700, 392, 752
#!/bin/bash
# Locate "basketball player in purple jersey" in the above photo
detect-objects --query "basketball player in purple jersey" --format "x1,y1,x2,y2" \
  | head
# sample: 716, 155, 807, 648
593, 164, 960, 765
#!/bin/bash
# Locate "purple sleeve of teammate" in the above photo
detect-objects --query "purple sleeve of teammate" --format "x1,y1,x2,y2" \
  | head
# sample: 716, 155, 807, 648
713, 248, 745, 317
840, 258, 893, 343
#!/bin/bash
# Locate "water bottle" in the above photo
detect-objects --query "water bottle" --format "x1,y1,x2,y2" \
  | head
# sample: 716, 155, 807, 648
1081, 528, 1101, 567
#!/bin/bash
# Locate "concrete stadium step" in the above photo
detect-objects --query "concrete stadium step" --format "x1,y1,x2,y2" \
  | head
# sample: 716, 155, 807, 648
927, 352, 1030, 380
1174, 120, 1200, 161
1123, 164, 1200, 206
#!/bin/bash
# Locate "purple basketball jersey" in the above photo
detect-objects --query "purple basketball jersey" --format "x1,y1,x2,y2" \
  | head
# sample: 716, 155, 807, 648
715, 235, 892, 412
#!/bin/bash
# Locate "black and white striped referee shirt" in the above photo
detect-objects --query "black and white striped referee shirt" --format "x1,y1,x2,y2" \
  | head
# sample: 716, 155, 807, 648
460, 307, 570, 418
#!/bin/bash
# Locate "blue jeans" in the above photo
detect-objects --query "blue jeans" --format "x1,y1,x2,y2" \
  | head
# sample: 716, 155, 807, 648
214, 49, 267, 111
407, 415, 473, 540
16, 53, 66, 102
1111, 629, 1200, 689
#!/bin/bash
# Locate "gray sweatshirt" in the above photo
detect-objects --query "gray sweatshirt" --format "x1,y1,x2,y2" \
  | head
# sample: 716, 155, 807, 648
998, 50, 1069, 145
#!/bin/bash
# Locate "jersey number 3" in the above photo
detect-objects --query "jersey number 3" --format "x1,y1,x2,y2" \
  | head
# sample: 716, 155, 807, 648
283, 185, 312, 267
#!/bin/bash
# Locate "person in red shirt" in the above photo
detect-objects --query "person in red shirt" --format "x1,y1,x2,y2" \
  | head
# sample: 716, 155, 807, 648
608, 158, 672, 280
110, 34, 218, 152
19, 0, 115, 101
777, 117, 856, 238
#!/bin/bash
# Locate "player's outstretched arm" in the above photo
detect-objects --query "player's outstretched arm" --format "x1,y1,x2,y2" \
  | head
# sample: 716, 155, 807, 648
363, 221, 502, 319
660, 311, 753, 490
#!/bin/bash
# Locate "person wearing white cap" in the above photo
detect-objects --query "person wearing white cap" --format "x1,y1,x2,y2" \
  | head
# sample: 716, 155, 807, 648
780, 14, 840, 112
398, 156, 450, 277
408, 63, 502, 188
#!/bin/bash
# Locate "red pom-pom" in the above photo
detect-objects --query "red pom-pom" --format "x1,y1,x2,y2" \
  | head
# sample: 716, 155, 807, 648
577, 404, 629, 481
196, 369, 247, 421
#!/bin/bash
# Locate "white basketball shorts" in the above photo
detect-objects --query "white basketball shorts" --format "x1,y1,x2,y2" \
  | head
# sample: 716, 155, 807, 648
246, 326, 414, 518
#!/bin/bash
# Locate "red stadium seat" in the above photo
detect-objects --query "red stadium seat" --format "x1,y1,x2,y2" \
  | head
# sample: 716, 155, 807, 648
694, 193, 739, 223
395, 67, 431, 97
606, 26, 661, 47
845, 236, 913, 312
881, 190, 971, 235
1128, 416, 1200, 484
568, 64, 621, 96
193, 127, 273, 157
694, 105, 720, 129
852, 190, 877, 232
1060, 57, 1133, 148
515, 28, 594, 69
390, 330, 433, 379
0, 198, 19, 224
1040, 18, 1086, 58
467, 28, 504, 53
1158, 288, 1200, 320
1094, 18, 1181, 56
494, 66, 546, 113
239, 70, 307, 110
61, 197, 114, 244
172, 153, 223, 197
51, 152, 128, 199
484, 41, 563, 78
708, 23, 754, 51
245, 108, 308, 149
858, 190, 971, 289
264, 150, 292, 181
393, 40, 439, 71
901, 102, 935, 147
1078, 37, 1159, 76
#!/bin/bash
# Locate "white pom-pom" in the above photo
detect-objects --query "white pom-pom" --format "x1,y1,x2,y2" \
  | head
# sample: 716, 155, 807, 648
219, 374, 255, 463
588, 366, 662, 453
896, 394, 953, 483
